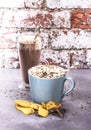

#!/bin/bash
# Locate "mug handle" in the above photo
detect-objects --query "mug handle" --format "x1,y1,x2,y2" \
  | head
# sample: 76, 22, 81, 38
62, 77, 75, 99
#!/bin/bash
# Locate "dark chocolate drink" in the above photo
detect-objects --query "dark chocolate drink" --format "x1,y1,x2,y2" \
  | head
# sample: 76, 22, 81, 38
18, 35, 41, 84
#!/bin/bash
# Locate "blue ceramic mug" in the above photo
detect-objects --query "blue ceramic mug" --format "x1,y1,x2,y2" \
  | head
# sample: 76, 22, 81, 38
28, 69, 75, 103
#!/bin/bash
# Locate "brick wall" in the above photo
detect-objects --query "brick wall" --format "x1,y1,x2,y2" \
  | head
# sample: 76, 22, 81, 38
0, 0, 91, 68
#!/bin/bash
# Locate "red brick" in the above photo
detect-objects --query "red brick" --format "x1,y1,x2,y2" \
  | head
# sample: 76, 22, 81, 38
71, 10, 91, 29
24, 11, 53, 28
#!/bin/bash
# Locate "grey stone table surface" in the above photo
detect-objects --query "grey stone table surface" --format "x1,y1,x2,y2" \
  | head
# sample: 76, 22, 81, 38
0, 68, 91, 130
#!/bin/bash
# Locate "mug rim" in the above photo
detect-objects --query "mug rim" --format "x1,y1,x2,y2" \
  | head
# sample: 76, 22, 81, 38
28, 69, 65, 80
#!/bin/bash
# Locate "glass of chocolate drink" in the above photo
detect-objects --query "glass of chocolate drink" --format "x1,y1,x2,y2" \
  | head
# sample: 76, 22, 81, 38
18, 33, 41, 89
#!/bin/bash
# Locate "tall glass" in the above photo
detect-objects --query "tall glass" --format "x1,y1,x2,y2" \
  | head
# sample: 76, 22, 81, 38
18, 33, 41, 89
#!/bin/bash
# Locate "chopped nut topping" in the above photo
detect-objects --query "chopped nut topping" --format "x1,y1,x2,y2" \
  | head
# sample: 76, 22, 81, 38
29, 65, 66, 78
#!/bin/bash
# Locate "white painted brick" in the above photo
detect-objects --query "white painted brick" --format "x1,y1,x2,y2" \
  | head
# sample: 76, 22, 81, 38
0, 0, 24, 8
4, 50, 18, 59
40, 49, 70, 68
70, 50, 87, 68
40, 29, 49, 49
0, 50, 4, 68
46, 0, 91, 9
0, 28, 17, 49
0, 0, 90, 69
0, 9, 70, 28
24, 0, 45, 8
52, 10, 71, 28
20, 9, 70, 28
0, 49, 19, 68
0, 10, 4, 24
1, 9, 49, 28
86, 50, 91, 68
50, 29, 91, 49
0, 9, 23, 27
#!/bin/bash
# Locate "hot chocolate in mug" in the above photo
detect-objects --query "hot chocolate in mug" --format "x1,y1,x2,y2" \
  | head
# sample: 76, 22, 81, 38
28, 65, 75, 103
